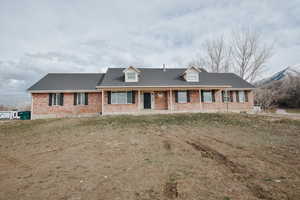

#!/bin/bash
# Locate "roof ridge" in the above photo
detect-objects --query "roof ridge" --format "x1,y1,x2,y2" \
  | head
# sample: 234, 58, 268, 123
47, 72, 105, 74
109, 67, 189, 70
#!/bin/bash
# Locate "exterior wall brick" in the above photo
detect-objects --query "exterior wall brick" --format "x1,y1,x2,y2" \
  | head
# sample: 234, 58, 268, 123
32, 92, 102, 119
201, 90, 254, 112
154, 91, 168, 110
31, 89, 255, 118
172, 90, 201, 111
103, 91, 139, 114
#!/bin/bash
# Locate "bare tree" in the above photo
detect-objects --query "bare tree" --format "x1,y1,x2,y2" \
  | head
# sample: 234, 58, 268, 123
190, 36, 232, 73
190, 29, 273, 83
254, 88, 274, 110
255, 74, 300, 109
231, 30, 273, 82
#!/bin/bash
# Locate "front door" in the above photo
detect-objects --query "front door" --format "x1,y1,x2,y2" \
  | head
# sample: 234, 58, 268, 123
143, 93, 151, 109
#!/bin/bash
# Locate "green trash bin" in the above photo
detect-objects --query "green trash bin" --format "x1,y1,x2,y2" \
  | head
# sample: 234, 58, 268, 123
18, 111, 31, 120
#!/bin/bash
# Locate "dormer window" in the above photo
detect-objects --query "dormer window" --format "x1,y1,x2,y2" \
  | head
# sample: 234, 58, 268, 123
126, 71, 137, 82
186, 72, 199, 82
123, 66, 140, 82
183, 66, 201, 82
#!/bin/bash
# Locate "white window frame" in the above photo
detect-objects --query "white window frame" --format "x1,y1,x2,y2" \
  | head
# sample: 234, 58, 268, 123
125, 71, 137, 82
203, 91, 213, 103
186, 72, 199, 82
178, 91, 187, 103
52, 93, 61, 106
238, 91, 245, 103
111, 92, 133, 104
222, 91, 229, 102
76, 93, 86, 105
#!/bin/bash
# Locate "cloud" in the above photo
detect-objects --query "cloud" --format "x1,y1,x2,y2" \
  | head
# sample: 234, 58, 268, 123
0, 0, 299, 106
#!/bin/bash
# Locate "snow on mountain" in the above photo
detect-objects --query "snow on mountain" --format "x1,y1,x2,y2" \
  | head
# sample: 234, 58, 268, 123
257, 64, 300, 86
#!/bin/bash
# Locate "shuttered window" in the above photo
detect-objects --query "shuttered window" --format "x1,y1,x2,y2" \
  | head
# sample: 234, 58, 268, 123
178, 91, 187, 103
175, 91, 191, 103
74, 93, 88, 105
49, 93, 63, 106
202, 91, 213, 102
110, 91, 134, 104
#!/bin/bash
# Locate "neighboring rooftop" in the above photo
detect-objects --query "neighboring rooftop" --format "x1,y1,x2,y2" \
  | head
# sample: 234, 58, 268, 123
28, 73, 105, 91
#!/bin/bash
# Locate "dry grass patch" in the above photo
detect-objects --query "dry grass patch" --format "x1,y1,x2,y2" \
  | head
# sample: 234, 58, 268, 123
0, 113, 299, 200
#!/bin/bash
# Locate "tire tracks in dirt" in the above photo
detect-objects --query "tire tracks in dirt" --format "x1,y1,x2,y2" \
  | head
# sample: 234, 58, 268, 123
185, 140, 282, 200
153, 127, 293, 199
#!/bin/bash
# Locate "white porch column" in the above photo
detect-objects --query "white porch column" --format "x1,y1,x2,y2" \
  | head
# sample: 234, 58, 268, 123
219, 89, 223, 102
169, 89, 173, 111
138, 90, 141, 111
199, 89, 202, 111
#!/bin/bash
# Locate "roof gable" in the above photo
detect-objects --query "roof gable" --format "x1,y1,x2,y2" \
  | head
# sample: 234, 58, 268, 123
122, 66, 141, 73
183, 66, 202, 74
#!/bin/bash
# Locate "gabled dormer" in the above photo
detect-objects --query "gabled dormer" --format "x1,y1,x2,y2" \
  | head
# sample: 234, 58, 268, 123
123, 66, 140, 82
183, 66, 201, 82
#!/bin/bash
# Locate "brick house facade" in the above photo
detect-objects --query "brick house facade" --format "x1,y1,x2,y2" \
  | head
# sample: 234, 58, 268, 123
31, 92, 102, 119
28, 66, 255, 119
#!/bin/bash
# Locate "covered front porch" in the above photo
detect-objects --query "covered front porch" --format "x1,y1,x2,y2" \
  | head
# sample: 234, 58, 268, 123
100, 87, 236, 115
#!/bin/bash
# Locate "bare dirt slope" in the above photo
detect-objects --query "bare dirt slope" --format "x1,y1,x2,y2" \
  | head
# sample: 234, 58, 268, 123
0, 113, 299, 200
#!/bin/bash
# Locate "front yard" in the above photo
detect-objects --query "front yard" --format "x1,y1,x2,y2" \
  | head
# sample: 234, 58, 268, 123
0, 113, 299, 200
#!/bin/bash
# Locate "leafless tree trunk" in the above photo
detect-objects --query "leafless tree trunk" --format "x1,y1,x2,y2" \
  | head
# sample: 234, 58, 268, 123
231, 29, 273, 83
190, 36, 232, 73
190, 29, 273, 83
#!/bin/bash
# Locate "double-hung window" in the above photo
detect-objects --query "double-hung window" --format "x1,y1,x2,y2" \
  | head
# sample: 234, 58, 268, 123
125, 72, 137, 82
202, 91, 214, 102
110, 91, 134, 104
186, 72, 199, 82
177, 91, 188, 103
74, 93, 88, 105
49, 93, 63, 106
238, 91, 245, 103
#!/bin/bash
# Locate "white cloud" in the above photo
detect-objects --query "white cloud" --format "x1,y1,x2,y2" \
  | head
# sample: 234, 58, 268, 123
0, 0, 299, 105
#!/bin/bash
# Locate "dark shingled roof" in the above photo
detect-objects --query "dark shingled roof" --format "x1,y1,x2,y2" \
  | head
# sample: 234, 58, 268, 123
28, 68, 255, 91
98, 68, 255, 88
28, 73, 105, 91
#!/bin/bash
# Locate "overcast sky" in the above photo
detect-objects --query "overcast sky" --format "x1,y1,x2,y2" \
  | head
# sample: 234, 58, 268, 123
0, 0, 300, 106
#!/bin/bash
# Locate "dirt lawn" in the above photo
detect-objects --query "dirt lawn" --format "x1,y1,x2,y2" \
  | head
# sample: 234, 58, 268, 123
0, 113, 300, 200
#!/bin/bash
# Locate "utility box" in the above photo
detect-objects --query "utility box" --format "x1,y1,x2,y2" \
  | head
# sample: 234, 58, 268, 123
18, 111, 31, 120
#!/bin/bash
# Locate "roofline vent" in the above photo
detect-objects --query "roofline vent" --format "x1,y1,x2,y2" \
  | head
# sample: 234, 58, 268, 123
163, 64, 166, 72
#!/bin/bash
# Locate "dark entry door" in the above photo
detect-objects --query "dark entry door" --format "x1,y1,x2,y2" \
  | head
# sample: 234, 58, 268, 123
143, 93, 151, 109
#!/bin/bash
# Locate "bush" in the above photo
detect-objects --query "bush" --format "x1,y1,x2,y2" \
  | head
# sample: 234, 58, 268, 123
255, 75, 300, 109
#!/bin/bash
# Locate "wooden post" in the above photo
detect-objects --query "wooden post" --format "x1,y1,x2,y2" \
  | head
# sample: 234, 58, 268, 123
170, 89, 172, 111
199, 89, 202, 111
138, 90, 141, 112
101, 90, 104, 115
219, 89, 223, 102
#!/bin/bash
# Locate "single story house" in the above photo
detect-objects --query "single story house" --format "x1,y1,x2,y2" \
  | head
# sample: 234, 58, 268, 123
28, 66, 255, 119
